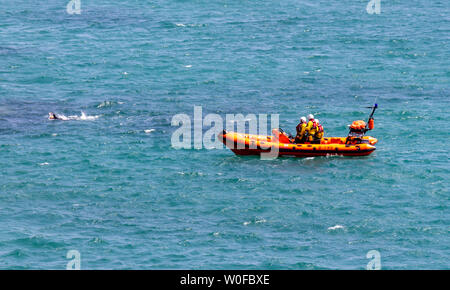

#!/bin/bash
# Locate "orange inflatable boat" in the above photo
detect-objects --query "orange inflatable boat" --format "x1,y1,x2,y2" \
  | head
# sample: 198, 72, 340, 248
218, 104, 379, 158
218, 129, 377, 157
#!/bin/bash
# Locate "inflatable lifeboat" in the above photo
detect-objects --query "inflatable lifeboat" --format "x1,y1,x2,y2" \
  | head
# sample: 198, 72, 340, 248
218, 104, 379, 158
218, 129, 377, 157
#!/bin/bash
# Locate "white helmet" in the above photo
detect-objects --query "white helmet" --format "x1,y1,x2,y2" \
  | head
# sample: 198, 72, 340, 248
315, 119, 319, 124
307, 114, 314, 120
300, 116, 307, 123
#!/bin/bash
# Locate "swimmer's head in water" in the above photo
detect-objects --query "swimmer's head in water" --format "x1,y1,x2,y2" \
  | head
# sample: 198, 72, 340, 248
48, 112, 56, 119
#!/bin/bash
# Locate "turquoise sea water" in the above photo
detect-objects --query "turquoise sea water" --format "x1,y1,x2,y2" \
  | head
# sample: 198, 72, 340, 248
0, 0, 449, 269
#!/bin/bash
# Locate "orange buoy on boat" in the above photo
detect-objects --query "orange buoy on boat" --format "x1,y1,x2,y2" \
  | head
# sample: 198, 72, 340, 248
368, 118, 374, 130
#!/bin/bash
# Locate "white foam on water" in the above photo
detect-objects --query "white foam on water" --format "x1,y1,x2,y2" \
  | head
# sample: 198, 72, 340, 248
255, 219, 266, 224
144, 129, 155, 134
54, 111, 100, 121
77, 111, 99, 120
328, 225, 345, 231
97, 101, 121, 108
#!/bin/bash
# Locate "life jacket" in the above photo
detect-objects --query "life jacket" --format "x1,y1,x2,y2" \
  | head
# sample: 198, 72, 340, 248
314, 123, 324, 139
296, 122, 307, 136
317, 124, 323, 133
307, 120, 318, 135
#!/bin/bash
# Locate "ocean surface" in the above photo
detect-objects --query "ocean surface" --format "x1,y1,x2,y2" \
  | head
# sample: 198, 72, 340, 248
0, 0, 449, 269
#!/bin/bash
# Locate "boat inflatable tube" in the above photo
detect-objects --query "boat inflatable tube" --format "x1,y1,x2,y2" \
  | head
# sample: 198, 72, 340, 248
218, 130, 377, 157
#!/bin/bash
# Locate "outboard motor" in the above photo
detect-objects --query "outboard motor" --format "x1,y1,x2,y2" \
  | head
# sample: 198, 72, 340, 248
349, 120, 367, 137
346, 104, 378, 145
345, 120, 366, 144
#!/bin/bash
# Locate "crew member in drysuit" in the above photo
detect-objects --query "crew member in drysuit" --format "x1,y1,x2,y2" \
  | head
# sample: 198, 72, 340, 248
295, 116, 308, 143
314, 119, 324, 142
305, 114, 318, 142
